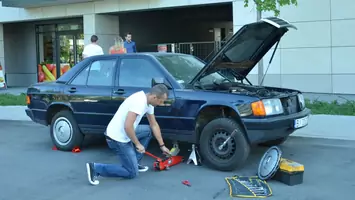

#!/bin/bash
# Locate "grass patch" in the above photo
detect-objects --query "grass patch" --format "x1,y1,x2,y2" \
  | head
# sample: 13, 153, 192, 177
306, 99, 355, 116
0, 93, 27, 106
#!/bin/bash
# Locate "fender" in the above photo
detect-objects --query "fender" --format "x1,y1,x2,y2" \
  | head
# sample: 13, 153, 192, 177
195, 101, 250, 144
46, 102, 74, 125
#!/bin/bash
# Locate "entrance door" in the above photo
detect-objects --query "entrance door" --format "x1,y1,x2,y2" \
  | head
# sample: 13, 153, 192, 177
56, 32, 84, 79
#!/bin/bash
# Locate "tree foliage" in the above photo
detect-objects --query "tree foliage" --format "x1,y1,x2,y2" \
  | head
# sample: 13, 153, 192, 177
244, 0, 298, 16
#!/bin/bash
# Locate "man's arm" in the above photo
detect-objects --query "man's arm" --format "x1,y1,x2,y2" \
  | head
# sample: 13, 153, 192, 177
124, 112, 141, 146
147, 113, 164, 146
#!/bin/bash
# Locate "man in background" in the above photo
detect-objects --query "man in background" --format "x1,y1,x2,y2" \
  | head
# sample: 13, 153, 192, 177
124, 32, 137, 53
82, 35, 104, 58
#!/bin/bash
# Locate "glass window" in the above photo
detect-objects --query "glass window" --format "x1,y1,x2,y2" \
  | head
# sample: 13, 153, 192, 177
119, 58, 163, 87
154, 54, 229, 87
87, 59, 117, 86
71, 66, 89, 85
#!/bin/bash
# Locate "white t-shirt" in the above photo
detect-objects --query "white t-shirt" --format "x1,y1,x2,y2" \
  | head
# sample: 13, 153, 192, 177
82, 43, 104, 58
106, 91, 154, 143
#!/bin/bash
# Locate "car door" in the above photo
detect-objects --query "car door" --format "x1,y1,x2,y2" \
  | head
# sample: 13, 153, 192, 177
112, 55, 176, 132
66, 57, 118, 134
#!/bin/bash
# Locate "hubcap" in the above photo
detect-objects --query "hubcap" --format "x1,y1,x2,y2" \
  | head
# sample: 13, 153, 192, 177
53, 117, 73, 146
209, 131, 236, 160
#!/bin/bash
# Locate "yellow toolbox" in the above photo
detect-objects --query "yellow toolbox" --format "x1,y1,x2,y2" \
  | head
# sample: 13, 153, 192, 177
272, 158, 304, 186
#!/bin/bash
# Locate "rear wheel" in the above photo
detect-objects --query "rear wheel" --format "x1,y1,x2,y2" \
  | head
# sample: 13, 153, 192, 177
50, 110, 84, 151
199, 118, 250, 171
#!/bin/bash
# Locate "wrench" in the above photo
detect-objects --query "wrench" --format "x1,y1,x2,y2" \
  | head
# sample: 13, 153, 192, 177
218, 129, 237, 150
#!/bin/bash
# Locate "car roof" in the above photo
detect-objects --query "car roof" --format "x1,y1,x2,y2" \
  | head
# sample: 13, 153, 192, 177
86, 52, 191, 60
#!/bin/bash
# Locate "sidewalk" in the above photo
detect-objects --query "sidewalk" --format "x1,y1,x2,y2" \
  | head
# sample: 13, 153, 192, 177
0, 106, 354, 141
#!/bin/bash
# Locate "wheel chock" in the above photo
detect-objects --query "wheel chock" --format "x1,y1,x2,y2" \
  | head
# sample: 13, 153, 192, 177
52, 146, 58, 151
72, 147, 81, 153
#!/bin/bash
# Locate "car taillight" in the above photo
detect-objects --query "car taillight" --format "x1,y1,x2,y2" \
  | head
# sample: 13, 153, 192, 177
26, 95, 31, 105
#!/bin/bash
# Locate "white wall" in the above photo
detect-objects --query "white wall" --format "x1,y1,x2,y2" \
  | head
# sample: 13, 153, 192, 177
233, 0, 355, 95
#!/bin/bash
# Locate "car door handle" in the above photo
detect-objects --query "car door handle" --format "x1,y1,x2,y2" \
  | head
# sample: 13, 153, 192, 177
68, 87, 77, 93
114, 89, 125, 95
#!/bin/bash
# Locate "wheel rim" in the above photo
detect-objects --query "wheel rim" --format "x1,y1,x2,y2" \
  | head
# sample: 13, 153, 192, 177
53, 117, 73, 146
209, 131, 236, 160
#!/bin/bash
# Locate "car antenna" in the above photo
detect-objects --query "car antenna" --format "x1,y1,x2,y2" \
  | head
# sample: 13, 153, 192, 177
260, 40, 281, 86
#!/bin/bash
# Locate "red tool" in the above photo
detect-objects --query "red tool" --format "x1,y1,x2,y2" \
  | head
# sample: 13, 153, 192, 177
182, 180, 191, 187
144, 151, 184, 171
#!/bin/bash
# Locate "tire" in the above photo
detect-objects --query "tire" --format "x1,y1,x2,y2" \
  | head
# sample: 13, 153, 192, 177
199, 118, 250, 171
260, 137, 288, 147
50, 110, 84, 151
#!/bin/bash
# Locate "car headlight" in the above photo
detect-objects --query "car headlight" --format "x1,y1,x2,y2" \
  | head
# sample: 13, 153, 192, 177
251, 98, 284, 116
297, 93, 305, 110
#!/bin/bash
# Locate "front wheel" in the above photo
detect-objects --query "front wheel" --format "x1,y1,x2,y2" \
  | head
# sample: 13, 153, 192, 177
50, 110, 84, 151
199, 118, 250, 171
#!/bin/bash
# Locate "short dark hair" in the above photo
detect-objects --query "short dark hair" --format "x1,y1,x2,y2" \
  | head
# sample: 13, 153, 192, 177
150, 84, 169, 98
125, 32, 132, 37
91, 35, 98, 43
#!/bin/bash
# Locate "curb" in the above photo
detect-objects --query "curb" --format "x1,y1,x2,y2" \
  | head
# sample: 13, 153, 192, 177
0, 106, 354, 141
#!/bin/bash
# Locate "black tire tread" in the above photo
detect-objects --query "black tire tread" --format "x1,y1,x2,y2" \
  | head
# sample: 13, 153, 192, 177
199, 118, 250, 171
50, 110, 84, 151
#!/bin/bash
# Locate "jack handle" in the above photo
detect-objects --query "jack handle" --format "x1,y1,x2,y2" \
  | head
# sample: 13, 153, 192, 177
145, 151, 161, 160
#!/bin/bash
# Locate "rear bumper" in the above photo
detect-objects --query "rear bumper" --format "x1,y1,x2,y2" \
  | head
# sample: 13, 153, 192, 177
242, 108, 311, 144
25, 108, 34, 121
26, 108, 47, 125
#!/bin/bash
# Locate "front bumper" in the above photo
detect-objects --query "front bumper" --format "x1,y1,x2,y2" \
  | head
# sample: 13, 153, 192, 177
242, 108, 311, 144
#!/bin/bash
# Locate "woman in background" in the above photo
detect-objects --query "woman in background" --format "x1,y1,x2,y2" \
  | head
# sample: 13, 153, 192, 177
109, 36, 127, 54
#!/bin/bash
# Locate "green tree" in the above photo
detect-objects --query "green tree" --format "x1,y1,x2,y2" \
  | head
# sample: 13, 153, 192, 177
244, 0, 298, 16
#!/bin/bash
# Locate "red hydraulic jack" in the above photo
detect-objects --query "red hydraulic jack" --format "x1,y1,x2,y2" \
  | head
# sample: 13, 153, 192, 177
144, 151, 184, 171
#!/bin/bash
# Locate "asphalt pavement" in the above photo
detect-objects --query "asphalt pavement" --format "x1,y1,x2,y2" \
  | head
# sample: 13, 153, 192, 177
1, 120, 354, 200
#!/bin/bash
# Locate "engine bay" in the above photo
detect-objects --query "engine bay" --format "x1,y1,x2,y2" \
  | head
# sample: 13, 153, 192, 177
201, 82, 298, 98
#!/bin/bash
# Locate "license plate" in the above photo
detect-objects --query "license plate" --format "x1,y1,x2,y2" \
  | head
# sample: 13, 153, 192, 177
294, 116, 308, 128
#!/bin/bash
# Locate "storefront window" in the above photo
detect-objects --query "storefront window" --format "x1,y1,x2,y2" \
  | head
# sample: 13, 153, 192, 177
36, 22, 84, 83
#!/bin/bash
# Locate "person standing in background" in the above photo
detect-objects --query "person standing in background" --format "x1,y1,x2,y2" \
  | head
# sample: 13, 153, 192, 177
82, 35, 104, 58
109, 36, 126, 54
124, 32, 137, 53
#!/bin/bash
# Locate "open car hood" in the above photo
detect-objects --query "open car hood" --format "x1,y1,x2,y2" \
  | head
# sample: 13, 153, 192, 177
189, 17, 297, 85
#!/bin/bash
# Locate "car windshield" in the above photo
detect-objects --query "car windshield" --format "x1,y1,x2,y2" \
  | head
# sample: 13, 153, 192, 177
154, 54, 232, 87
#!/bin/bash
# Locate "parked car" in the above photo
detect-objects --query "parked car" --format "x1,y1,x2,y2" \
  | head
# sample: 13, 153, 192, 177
26, 17, 310, 171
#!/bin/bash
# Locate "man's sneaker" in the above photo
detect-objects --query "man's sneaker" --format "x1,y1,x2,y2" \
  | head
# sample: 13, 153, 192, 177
86, 163, 99, 185
138, 164, 149, 172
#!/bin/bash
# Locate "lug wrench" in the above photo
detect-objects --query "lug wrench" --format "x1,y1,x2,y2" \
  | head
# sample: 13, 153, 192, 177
218, 129, 237, 150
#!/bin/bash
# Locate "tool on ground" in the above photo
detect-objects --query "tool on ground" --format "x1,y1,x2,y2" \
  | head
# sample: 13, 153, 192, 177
257, 146, 282, 180
182, 180, 191, 187
218, 129, 237, 151
187, 144, 201, 165
225, 176, 272, 198
144, 151, 184, 171
272, 158, 304, 186
169, 142, 180, 156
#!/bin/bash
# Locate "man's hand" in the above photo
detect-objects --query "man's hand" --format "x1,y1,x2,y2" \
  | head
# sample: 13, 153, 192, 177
136, 143, 145, 153
160, 146, 171, 156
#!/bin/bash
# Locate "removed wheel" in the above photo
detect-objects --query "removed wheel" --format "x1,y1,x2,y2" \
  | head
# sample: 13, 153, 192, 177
199, 118, 250, 171
50, 110, 84, 151
260, 136, 288, 147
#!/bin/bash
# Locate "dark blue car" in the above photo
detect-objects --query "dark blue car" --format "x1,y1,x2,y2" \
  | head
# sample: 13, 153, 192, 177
26, 17, 310, 171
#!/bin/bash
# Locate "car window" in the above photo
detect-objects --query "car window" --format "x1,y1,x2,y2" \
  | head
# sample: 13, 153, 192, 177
119, 58, 163, 87
70, 59, 116, 86
87, 60, 116, 86
71, 65, 89, 85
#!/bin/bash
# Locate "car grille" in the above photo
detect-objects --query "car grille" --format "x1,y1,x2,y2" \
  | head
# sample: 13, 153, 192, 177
280, 96, 300, 115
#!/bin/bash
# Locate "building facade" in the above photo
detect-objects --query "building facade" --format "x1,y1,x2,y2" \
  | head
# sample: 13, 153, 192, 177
0, 0, 353, 94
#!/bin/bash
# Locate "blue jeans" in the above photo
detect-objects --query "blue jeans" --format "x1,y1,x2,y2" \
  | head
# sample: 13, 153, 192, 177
93, 125, 152, 179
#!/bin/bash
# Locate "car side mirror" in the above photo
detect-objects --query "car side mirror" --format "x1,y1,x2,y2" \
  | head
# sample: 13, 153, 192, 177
151, 77, 172, 89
